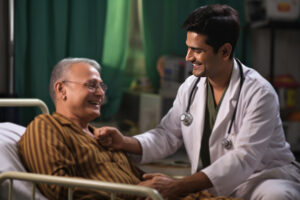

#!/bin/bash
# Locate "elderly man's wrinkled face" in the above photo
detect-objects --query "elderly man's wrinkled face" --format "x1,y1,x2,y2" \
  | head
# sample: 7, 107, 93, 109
62, 62, 105, 122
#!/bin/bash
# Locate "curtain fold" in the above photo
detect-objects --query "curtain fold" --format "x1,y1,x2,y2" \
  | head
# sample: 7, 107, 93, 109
100, 0, 132, 120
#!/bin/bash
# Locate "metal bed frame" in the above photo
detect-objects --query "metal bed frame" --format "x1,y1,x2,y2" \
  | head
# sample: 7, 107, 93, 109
0, 98, 163, 200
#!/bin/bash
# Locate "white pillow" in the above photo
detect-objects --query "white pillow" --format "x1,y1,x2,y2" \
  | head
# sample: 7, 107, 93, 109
0, 122, 47, 200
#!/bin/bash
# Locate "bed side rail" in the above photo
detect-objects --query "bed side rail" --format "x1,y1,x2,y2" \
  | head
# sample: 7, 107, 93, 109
0, 98, 49, 114
0, 171, 163, 200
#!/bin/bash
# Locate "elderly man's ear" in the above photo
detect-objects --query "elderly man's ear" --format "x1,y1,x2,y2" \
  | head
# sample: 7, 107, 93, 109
55, 82, 67, 101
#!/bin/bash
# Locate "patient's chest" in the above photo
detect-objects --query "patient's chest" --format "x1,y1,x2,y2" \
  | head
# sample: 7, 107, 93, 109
62, 127, 140, 184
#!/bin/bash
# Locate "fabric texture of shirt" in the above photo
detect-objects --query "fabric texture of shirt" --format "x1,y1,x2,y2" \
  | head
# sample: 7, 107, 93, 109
18, 112, 143, 200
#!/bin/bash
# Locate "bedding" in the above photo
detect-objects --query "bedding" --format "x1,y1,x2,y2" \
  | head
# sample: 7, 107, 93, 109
0, 122, 47, 200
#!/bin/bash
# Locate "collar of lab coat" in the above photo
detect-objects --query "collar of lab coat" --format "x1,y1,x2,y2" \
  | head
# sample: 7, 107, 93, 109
186, 59, 242, 173
212, 59, 243, 138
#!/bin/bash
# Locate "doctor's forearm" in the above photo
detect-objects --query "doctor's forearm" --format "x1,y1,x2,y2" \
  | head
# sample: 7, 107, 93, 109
173, 171, 213, 195
122, 136, 143, 155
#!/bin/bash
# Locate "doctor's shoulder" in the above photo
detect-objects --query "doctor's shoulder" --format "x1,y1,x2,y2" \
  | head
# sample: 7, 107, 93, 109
241, 67, 279, 103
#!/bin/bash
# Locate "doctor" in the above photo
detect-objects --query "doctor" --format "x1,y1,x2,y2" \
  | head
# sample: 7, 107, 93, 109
96, 4, 300, 200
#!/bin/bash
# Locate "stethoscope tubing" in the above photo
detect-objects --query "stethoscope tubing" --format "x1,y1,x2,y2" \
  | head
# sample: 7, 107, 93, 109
226, 58, 244, 134
185, 77, 200, 113
181, 58, 245, 148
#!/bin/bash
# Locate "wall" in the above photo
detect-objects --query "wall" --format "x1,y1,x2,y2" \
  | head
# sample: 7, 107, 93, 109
250, 28, 300, 110
251, 29, 300, 80
250, 27, 300, 153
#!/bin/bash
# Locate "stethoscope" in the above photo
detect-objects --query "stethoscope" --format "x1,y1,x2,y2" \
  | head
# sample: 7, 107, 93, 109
180, 58, 244, 150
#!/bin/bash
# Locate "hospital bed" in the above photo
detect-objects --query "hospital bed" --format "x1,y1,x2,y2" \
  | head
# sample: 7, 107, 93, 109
0, 98, 163, 200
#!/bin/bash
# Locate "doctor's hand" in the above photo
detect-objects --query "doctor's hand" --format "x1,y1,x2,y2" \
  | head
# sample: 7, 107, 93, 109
94, 127, 125, 150
138, 173, 182, 200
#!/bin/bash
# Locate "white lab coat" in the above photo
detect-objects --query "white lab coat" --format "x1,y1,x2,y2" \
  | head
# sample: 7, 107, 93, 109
134, 59, 296, 196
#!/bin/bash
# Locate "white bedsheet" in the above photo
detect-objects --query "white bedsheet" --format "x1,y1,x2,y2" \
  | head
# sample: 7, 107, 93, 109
0, 122, 47, 200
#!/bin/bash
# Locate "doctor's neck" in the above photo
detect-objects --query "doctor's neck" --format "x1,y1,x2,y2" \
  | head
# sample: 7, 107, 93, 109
207, 59, 233, 91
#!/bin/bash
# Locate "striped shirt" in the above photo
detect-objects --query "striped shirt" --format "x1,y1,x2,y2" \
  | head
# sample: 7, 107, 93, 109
18, 112, 143, 200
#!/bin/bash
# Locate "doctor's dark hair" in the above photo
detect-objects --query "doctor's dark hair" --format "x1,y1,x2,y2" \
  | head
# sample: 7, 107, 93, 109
182, 4, 240, 59
49, 58, 101, 104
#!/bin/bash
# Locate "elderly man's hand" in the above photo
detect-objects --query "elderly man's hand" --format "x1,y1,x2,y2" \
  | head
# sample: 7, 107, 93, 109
94, 127, 124, 150
138, 173, 182, 200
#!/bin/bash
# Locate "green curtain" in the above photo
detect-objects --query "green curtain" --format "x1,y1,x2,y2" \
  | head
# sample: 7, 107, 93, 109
141, 0, 247, 90
14, 0, 247, 125
15, 0, 131, 125
100, 0, 132, 120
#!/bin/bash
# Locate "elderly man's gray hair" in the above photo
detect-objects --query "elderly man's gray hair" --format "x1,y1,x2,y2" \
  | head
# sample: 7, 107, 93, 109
49, 58, 101, 104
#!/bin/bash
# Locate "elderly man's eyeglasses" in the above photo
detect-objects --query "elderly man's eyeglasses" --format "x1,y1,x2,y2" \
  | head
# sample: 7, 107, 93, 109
62, 80, 107, 92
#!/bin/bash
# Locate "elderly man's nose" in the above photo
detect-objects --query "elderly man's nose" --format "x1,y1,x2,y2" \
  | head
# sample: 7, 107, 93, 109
95, 87, 105, 95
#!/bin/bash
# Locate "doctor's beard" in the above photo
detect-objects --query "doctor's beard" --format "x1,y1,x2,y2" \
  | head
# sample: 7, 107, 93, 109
193, 65, 207, 77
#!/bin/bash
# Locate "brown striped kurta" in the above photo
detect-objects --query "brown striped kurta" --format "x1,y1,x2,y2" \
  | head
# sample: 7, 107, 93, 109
18, 112, 143, 200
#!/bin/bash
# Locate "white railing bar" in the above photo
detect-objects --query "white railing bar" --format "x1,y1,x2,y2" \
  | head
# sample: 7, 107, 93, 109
31, 183, 36, 200
8, 179, 13, 200
0, 98, 49, 114
0, 171, 163, 200
111, 192, 116, 200
68, 187, 73, 200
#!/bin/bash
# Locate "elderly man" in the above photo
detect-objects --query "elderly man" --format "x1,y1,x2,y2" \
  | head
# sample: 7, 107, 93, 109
18, 58, 143, 200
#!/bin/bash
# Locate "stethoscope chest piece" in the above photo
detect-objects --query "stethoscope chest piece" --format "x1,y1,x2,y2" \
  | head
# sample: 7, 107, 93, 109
222, 137, 233, 150
180, 112, 193, 126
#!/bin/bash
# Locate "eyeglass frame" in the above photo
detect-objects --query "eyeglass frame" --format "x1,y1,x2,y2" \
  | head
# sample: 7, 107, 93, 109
62, 80, 107, 92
